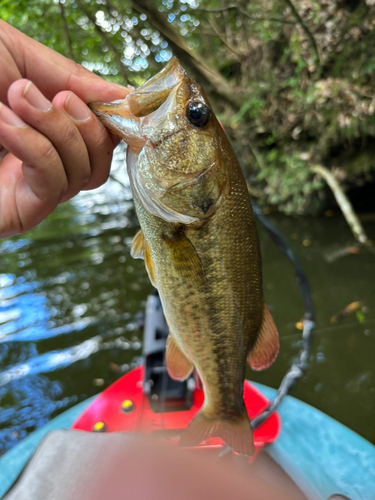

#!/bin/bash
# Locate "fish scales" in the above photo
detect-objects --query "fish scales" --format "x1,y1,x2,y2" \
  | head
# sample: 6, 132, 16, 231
135, 167, 262, 417
89, 58, 279, 456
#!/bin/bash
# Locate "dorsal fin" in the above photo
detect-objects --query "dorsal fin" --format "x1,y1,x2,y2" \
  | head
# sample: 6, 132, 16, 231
248, 303, 279, 371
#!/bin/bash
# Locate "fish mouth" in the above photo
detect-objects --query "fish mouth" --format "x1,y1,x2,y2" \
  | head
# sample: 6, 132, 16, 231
127, 57, 186, 117
88, 57, 186, 146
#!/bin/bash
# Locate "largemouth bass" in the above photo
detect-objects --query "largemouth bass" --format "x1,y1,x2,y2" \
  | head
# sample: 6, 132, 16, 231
89, 58, 279, 456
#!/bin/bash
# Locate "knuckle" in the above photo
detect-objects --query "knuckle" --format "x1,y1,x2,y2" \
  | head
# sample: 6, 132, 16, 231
59, 180, 70, 199
83, 131, 113, 189
92, 126, 111, 153
61, 123, 81, 152
60, 124, 91, 186
40, 142, 59, 165
84, 171, 109, 190
36, 144, 68, 200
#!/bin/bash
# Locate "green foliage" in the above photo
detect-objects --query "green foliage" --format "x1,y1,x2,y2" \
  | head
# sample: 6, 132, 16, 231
254, 151, 324, 214
356, 310, 366, 324
2, 0, 375, 214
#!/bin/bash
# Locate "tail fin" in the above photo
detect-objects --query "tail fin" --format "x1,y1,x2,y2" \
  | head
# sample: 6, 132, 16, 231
179, 410, 254, 457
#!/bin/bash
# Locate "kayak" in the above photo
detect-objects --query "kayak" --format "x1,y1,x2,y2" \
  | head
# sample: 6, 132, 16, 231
1, 211, 374, 499
0, 293, 374, 500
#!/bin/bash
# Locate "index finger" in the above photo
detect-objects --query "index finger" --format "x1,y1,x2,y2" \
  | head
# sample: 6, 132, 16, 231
0, 20, 131, 104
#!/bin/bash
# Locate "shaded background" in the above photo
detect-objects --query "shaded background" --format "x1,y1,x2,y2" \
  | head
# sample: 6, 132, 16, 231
0, 0, 374, 455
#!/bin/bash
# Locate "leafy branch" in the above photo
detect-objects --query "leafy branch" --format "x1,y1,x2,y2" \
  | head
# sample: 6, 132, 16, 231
195, 4, 296, 25
284, 0, 320, 65
75, 0, 129, 84
58, 0, 74, 61
311, 165, 369, 244
123, 0, 241, 108
206, 17, 241, 61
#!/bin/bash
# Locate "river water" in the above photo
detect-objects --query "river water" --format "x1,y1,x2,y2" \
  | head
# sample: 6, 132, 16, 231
0, 147, 374, 455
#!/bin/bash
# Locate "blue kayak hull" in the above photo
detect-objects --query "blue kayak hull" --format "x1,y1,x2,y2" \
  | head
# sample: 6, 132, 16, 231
0, 384, 374, 500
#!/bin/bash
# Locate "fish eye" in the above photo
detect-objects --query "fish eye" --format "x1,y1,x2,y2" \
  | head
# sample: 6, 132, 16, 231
186, 101, 210, 127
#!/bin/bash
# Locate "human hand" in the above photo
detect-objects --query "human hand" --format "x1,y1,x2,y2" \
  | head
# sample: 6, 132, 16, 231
0, 20, 131, 238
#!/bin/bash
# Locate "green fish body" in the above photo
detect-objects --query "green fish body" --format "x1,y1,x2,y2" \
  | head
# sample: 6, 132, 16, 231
89, 58, 279, 456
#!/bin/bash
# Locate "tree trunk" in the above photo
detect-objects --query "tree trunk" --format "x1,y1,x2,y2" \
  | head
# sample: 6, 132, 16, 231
125, 0, 241, 108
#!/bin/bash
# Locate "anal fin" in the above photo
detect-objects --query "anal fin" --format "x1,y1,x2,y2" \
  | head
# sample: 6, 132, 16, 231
179, 410, 254, 457
166, 335, 193, 381
248, 303, 279, 371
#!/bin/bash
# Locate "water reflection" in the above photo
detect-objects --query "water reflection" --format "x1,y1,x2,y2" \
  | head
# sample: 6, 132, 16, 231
0, 374, 74, 454
0, 147, 149, 453
0, 336, 102, 387
0, 146, 374, 454
0, 274, 48, 340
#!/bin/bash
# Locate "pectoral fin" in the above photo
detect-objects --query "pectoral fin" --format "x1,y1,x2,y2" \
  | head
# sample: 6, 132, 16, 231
166, 335, 194, 381
144, 242, 156, 287
164, 230, 205, 286
248, 303, 279, 371
131, 230, 156, 286
131, 230, 145, 259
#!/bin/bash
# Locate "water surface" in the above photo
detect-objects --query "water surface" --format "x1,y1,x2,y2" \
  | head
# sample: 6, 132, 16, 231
0, 148, 374, 454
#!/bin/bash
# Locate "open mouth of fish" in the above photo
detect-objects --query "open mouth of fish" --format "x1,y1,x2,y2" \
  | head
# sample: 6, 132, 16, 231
88, 57, 186, 150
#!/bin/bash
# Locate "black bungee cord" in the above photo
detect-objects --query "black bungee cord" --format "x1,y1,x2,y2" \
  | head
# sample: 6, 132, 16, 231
251, 201, 316, 429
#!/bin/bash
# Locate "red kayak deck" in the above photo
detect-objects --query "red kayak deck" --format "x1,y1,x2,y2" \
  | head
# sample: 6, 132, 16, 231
73, 366, 280, 460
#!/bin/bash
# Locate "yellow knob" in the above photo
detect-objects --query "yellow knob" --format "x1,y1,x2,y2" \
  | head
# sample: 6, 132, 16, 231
93, 421, 106, 432
121, 399, 134, 413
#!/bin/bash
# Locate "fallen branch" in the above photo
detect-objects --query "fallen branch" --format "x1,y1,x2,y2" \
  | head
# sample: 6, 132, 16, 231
310, 164, 369, 245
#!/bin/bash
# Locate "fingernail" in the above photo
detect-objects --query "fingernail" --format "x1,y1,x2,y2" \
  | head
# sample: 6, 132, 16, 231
23, 81, 53, 112
0, 102, 27, 128
65, 93, 91, 122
